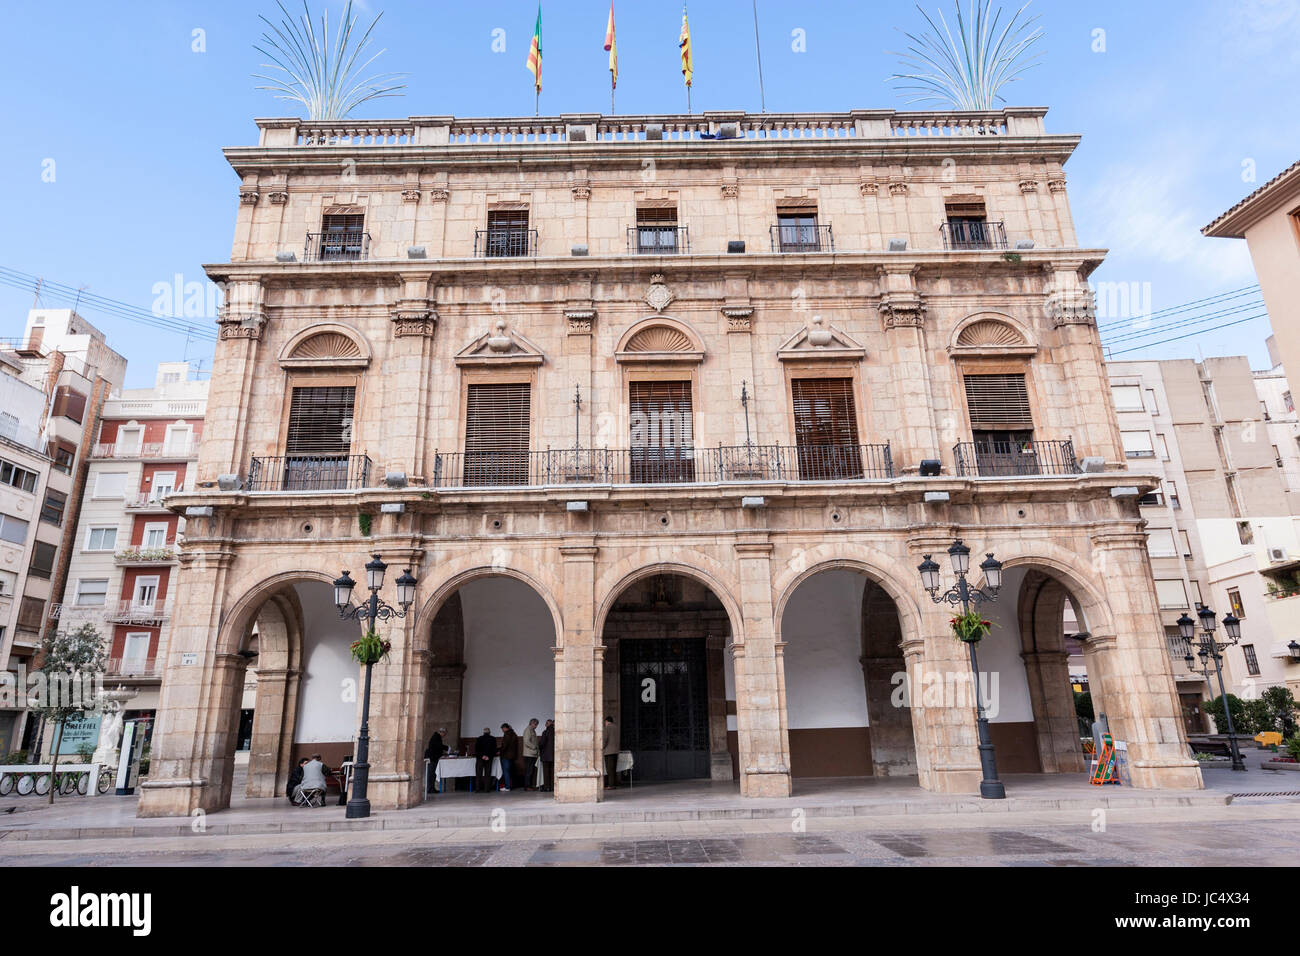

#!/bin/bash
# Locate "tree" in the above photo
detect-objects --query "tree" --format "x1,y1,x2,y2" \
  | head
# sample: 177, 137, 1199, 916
1203, 693, 1256, 736
32, 624, 107, 804
1074, 690, 1093, 735
1261, 686, 1299, 738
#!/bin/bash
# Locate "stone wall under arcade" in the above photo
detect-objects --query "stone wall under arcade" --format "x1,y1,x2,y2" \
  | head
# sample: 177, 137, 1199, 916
138, 108, 1202, 816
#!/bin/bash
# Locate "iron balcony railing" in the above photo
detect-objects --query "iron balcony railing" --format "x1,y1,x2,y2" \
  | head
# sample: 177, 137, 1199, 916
247, 454, 373, 491
106, 657, 161, 679
305, 230, 371, 261
431, 443, 893, 488
769, 223, 833, 253
92, 439, 200, 460
474, 228, 539, 257
940, 220, 1008, 251
106, 599, 171, 624
953, 439, 1079, 478
627, 225, 689, 254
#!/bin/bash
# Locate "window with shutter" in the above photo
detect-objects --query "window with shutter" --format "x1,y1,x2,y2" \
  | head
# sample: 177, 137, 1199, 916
28, 540, 56, 579
284, 386, 355, 490
629, 381, 694, 482
791, 378, 863, 479
964, 372, 1037, 476
53, 386, 87, 424
464, 382, 531, 486
775, 210, 821, 251
636, 207, 680, 253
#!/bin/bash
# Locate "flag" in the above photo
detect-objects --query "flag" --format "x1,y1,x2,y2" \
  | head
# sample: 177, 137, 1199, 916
679, 5, 693, 88
604, 3, 618, 89
526, 4, 542, 93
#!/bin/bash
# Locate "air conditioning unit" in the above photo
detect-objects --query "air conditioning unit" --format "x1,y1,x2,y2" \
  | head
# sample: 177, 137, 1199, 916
1268, 547, 1288, 563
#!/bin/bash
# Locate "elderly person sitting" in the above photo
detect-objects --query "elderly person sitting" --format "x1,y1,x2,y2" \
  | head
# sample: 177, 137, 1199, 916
294, 754, 329, 806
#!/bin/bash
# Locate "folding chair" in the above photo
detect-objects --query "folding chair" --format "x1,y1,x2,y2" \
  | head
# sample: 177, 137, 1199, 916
293, 786, 325, 808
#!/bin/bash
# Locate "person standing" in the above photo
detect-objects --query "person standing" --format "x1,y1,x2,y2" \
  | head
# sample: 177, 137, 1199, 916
498, 723, 520, 791
425, 728, 446, 795
522, 718, 541, 790
602, 716, 620, 789
474, 727, 497, 793
539, 718, 555, 792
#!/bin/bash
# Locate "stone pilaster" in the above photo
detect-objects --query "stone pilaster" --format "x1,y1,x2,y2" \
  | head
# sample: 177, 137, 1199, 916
555, 542, 603, 802
733, 536, 791, 797
877, 266, 938, 471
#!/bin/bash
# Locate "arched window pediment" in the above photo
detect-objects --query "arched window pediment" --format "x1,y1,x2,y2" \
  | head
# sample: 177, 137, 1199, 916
615, 317, 704, 364
279, 324, 371, 369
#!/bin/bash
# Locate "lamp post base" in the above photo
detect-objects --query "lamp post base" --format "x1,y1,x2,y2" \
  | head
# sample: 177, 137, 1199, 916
345, 798, 371, 819
979, 779, 1006, 799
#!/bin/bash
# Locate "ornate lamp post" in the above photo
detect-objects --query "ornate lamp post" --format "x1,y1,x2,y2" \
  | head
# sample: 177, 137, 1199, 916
1178, 606, 1246, 772
333, 554, 418, 818
918, 540, 1006, 799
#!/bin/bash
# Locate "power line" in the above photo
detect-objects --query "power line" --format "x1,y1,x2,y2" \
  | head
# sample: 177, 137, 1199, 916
0, 266, 218, 342
1106, 313, 1268, 356
1095, 283, 1260, 332
1100, 299, 1267, 345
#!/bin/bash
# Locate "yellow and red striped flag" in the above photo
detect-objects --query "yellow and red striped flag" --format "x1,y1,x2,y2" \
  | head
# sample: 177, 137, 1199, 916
525, 4, 542, 93
604, 3, 618, 89
679, 4, 693, 88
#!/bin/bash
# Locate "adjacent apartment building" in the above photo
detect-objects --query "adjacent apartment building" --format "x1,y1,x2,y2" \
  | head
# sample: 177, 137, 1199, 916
0, 310, 125, 755
1107, 348, 1300, 727
141, 107, 1204, 817
54, 362, 207, 742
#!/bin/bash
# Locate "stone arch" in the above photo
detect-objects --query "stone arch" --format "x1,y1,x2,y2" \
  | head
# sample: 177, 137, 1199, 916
771, 547, 924, 648
594, 553, 743, 642
614, 315, 706, 360
415, 562, 565, 653
278, 322, 372, 368
217, 568, 339, 658
979, 548, 1114, 640
950, 311, 1036, 352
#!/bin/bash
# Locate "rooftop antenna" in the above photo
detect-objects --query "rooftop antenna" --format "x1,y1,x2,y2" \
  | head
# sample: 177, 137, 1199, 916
30, 277, 43, 309
73, 284, 88, 314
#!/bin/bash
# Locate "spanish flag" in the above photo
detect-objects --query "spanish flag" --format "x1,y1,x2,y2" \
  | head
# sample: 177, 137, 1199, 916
679, 4, 693, 88
604, 3, 618, 89
526, 4, 542, 93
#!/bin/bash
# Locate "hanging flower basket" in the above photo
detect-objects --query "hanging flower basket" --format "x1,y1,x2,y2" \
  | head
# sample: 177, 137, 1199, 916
950, 609, 993, 644
350, 630, 391, 665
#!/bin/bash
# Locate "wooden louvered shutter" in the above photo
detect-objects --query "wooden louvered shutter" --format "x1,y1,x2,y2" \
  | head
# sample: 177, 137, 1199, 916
286, 386, 355, 455
963, 373, 1033, 430
791, 378, 862, 479
464, 382, 531, 485
629, 381, 694, 482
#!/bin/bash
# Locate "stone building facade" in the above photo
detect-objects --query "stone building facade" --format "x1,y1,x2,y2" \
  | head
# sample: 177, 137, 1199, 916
139, 108, 1202, 817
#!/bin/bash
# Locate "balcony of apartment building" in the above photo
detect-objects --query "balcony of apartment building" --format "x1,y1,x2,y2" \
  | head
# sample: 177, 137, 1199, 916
305, 213, 370, 261
474, 210, 538, 258
124, 489, 184, 513
952, 437, 1079, 478
114, 539, 179, 567
104, 597, 171, 626
104, 656, 161, 682
92, 438, 200, 461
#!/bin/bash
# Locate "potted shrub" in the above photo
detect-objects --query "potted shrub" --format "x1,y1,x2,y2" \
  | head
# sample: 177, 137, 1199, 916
350, 630, 391, 666
950, 609, 992, 643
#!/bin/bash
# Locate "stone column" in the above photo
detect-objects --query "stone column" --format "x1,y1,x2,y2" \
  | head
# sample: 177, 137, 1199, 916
706, 630, 733, 780
366, 572, 425, 810
1021, 650, 1085, 773
245, 666, 298, 797
426, 663, 466, 748
555, 542, 602, 803
1089, 528, 1203, 789
733, 536, 791, 797
906, 601, 984, 794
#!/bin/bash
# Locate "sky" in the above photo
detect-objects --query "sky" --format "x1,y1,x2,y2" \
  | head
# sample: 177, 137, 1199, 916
1, 0, 1297, 388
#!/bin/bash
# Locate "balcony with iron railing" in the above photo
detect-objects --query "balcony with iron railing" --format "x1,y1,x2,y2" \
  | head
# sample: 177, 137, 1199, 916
92, 439, 199, 460
953, 439, 1079, 478
105, 599, 171, 624
627, 225, 689, 254
305, 230, 371, 261
247, 454, 373, 492
125, 490, 183, 512
114, 541, 179, 566
940, 220, 1008, 251
431, 443, 894, 488
769, 223, 833, 253
105, 656, 161, 680
474, 228, 539, 258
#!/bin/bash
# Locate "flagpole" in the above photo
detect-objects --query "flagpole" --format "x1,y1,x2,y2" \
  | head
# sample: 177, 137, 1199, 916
753, 0, 767, 113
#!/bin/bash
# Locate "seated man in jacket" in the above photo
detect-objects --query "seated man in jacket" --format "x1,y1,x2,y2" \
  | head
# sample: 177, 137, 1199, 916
286, 756, 308, 800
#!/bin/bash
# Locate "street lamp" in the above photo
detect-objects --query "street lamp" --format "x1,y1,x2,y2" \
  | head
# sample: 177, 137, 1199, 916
1287, 640, 1300, 663
333, 553, 418, 818
1178, 607, 1247, 772
918, 539, 1006, 799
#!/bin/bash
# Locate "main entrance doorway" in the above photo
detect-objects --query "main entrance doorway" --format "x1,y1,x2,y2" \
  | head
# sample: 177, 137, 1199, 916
620, 636, 710, 780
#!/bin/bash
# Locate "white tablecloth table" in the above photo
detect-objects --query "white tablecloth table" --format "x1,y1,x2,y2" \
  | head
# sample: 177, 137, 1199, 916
429, 756, 501, 794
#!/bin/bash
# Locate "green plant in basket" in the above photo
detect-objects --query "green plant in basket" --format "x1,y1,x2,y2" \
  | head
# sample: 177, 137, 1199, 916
350, 630, 391, 665
950, 609, 993, 643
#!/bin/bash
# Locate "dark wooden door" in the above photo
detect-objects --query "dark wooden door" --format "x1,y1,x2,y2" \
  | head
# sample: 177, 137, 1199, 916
620, 637, 710, 780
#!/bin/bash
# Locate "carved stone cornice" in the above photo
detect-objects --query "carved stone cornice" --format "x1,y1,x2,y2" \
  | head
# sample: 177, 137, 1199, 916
428, 187, 449, 202
859, 181, 880, 197
390, 298, 437, 337
720, 182, 739, 199
401, 187, 421, 202
238, 188, 259, 205
1047, 179, 1067, 193
564, 308, 596, 335
721, 306, 753, 332
217, 313, 266, 341
878, 293, 925, 330
267, 190, 289, 205
888, 181, 909, 196
1045, 290, 1096, 328
571, 183, 591, 200
1018, 180, 1039, 194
